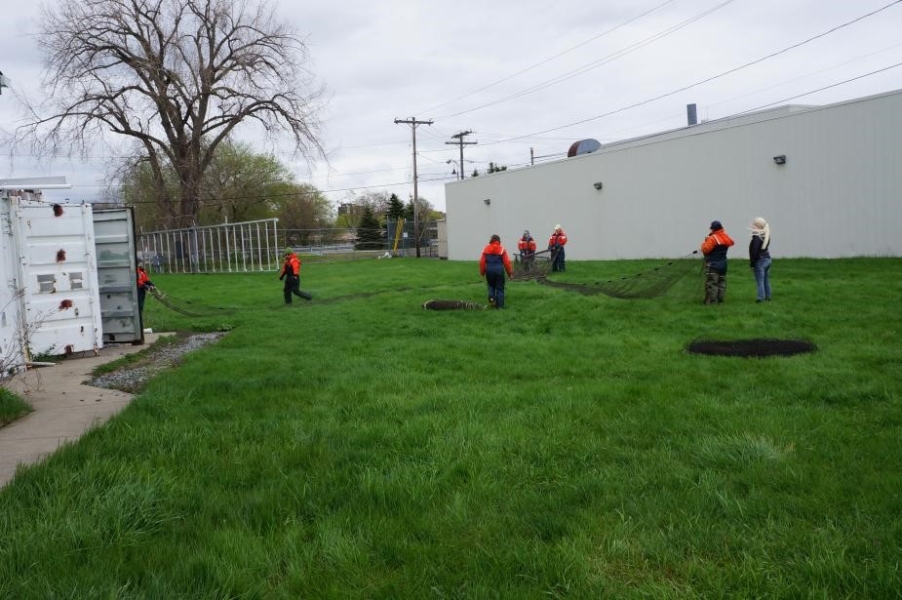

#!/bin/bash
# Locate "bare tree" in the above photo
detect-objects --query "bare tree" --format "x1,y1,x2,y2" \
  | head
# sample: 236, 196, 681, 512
21, 0, 324, 229
1, 288, 50, 391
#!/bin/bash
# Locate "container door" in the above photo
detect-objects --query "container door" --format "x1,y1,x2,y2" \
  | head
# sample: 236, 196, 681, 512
12, 199, 104, 358
0, 198, 25, 374
93, 208, 143, 344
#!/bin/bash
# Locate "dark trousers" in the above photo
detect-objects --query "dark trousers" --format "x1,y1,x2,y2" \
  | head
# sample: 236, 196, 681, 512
486, 269, 507, 308
551, 247, 566, 272
704, 260, 727, 304
284, 275, 311, 303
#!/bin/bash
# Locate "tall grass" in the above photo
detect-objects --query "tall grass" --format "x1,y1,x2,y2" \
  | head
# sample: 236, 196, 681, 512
0, 387, 31, 426
0, 258, 900, 598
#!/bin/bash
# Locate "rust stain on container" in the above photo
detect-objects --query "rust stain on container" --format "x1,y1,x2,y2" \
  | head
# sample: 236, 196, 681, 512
53, 204, 64, 217
56, 249, 67, 262
59, 299, 74, 310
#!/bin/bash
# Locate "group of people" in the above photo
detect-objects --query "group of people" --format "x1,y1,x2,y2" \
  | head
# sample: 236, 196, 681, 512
701, 217, 772, 304
515, 225, 568, 273
479, 224, 569, 308
139, 219, 771, 315
136, 248, 313, 324
479, 217, 772, 309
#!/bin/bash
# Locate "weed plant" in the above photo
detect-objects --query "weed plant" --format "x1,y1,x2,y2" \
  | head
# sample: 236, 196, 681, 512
0, 387, 31, 426
0, 258, 900, 597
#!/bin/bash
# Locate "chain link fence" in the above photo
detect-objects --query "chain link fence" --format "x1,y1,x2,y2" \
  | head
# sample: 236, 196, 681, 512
138, 218, 440, 274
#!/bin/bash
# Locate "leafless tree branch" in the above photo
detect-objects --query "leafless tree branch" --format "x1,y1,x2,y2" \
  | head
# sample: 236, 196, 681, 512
18, 0, 324, 228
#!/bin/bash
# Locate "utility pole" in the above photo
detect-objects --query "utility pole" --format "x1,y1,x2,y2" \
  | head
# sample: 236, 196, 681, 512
445, 130, 477, 181
394, 117, 433, 258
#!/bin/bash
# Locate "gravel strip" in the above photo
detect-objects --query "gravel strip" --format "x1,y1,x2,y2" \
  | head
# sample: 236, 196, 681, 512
88, 332, 226, 393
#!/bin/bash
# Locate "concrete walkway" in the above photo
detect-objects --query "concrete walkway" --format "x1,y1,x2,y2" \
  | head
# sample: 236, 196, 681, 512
0, 333, 166, 488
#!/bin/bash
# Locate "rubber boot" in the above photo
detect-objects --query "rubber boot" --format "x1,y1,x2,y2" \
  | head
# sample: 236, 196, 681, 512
704, 272, 719, 304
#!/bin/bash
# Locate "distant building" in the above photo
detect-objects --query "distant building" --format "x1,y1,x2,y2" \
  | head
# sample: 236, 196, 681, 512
337, 203, 363, 217
446, 88, 902, 259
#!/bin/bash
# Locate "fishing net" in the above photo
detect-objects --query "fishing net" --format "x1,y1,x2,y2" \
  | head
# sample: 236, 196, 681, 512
512, 249, 554, 280
537, 251, 702, 299
149, 287, 235, 317
422, 299, 486, 310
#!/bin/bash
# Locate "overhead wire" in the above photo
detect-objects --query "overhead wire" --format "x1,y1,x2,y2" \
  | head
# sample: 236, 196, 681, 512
477, 0, 902, 146
434, 0, 740, 120
722, 61, 902, 117
539, 62, 902, 163
418, 0, 676, 116
14, 3, 902, 207
571, 41, 902, 141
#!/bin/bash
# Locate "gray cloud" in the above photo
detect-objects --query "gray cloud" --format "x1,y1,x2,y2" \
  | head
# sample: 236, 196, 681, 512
2, 0, 901, 210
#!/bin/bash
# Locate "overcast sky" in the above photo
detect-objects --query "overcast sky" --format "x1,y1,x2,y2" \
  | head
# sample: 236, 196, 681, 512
1, 0, 901, 213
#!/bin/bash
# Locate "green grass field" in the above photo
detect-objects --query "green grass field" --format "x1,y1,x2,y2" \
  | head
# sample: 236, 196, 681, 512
1, 257, 900, 598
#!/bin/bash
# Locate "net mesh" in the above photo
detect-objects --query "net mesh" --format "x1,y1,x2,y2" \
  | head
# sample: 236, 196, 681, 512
512, 249, 554, 280
534, 251, 702, 299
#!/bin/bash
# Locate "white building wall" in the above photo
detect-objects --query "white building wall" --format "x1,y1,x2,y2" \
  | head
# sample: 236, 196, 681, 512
447, 89, 902, 260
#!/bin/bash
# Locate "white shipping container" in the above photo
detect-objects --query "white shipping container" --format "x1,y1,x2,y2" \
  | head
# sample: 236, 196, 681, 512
1, 187, 104, 369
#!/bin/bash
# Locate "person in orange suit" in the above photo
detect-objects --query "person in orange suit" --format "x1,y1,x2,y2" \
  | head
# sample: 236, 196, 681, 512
700, 220, 735, 304
136, 261, 154, 318
279, 249, 312, 304
547, 224, 568, 272
517, 230, 537, 271
479, 234, 514, 308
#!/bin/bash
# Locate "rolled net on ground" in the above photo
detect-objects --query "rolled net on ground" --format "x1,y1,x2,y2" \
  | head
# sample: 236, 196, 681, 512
538, 251, 701, 299
149, 287, 236, 317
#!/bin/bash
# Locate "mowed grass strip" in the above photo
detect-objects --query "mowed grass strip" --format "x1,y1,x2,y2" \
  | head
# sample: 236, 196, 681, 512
0, 257, 900, 597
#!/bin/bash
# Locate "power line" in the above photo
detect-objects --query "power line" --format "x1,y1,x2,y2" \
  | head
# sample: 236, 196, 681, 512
507, 62, 902, 165
479, 0, 902, 146
418, 0, 676, 116
434, 0, 740, 120
726, 61, 902, 118
503, 40, 902, 145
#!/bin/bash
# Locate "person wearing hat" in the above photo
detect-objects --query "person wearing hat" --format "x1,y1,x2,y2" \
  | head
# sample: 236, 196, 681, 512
278, 248, 312, 304
517, 229, 537, 272
479, 234, 514, 308
749, 217, 772, 303
700, 220, 735, 304
547, 224, 568, 272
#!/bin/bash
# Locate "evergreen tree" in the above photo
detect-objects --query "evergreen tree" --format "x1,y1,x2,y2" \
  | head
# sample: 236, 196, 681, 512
387, 194, 406, 220
355, 206, 384, 250
385, 193, 407, 252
